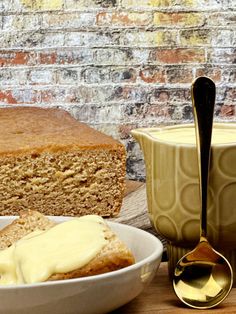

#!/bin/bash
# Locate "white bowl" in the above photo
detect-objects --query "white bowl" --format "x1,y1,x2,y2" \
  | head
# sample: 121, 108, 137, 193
0, 216, 163, 314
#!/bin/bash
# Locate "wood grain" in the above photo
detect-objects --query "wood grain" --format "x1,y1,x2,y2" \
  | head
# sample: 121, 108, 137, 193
112, 263, 236, 314
124, 180, 144, 197
110, 180, 166, 246
110, 181, 236, 313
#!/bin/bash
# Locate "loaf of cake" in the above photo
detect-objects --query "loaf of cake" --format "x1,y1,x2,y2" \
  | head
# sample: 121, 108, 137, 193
0, 107, 126, 217
0, 210, 135, 284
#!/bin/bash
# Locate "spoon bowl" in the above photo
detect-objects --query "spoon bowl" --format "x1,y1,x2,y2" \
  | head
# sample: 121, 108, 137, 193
173, 77, 233, 309
173, 239, 233, 309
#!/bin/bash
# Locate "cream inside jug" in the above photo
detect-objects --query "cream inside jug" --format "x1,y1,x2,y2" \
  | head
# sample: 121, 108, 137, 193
150, 126, 236, 145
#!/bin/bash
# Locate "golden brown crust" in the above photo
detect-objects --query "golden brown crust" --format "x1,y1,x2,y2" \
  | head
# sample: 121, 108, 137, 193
0, 210, 56, 249
0, 107, 125, 156
0, 210, 135, 281
0, 107, 126, 217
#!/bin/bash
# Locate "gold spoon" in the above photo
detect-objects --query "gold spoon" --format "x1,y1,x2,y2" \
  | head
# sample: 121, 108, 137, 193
173, 76, 233, 309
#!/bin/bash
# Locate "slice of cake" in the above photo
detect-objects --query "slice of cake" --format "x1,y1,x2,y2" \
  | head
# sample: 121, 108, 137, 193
0, 107, 126, 217
0, 210, 135, 284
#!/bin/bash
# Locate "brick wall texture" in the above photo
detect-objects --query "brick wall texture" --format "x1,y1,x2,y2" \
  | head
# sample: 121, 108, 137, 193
0, 0, 236, 180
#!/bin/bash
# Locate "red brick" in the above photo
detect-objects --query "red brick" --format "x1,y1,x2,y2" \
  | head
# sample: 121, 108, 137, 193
195, 68, 221, 82
0, 0, 234, 184
219, 104, 235, 117
225, 88, 236, 101
150, 48, 205, 64
165, 67, 193, 83
40, 89, 55, 103
0, 90, 17, 104
0, 51, 36, 66
119, 124, 138, 139
109, 86, 149, 103
38, 50, 94, 65
159, 91, 169, 102
146, 103, 171, 118
150, 88, 191, 104
139, 67, 165, 83
96, 12, 151, 27
38, 52, 57, 65
0, 89, 40, 104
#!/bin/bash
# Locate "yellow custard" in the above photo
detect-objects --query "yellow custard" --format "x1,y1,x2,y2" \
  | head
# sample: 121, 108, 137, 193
0, 215, 107, 285
150, 126, 236, 145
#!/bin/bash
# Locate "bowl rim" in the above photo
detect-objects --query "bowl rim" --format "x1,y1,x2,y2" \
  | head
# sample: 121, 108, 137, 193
0, 217, 163, 290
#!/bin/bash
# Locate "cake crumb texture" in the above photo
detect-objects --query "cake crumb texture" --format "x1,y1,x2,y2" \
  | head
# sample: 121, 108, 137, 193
0, 210, 56, 249
0, 210, 135, 280
0, 107, 126, 217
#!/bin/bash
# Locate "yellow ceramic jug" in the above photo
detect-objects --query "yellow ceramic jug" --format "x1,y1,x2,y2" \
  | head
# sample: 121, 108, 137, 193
132, 123, 236, 279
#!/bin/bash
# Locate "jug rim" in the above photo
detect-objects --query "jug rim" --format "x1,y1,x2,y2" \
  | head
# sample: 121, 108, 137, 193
131, 122, 236, 147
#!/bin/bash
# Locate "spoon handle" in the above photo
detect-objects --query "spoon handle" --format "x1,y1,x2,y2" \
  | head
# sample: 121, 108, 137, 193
191, 77, 216, 239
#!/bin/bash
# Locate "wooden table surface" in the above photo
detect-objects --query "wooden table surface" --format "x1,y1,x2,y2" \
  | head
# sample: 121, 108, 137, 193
110, 181, 236, 313
112, 262, 236, 314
